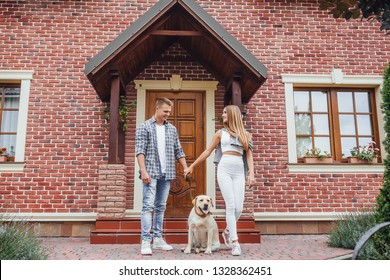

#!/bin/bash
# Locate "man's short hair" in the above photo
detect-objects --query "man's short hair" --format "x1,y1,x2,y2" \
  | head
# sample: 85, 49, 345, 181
156, 97, 173, 107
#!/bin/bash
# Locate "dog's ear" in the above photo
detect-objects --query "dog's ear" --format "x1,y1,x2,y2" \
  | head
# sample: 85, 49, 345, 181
210, 197, 214, 207
192, 196, 198, 206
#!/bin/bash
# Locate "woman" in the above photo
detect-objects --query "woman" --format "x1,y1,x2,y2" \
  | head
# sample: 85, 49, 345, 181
184, 105, 254, 256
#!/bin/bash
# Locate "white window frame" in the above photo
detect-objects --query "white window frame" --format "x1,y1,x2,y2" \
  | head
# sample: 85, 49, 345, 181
282, 69, 384, 174
0, 70, 33, 172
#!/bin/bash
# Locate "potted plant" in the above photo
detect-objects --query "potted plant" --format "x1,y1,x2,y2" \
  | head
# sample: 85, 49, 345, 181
303, 147, 333, 163
348, 142, 379, 163
0, 147, 7, 162
7, 146, 15, 162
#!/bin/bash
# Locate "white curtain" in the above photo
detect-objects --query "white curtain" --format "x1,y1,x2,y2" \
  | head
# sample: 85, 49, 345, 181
1, 87, 20, 156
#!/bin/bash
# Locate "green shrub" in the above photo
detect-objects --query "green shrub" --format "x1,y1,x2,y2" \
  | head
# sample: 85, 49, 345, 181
327, 211, 383, 259
377, 61, 390, 259
0, 214, 48, 260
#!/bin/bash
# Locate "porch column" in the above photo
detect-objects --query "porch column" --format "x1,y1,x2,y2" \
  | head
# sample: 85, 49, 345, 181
108, 70, 120, 164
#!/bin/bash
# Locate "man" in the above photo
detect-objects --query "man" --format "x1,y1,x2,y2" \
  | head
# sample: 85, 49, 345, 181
135, 97, 188, 255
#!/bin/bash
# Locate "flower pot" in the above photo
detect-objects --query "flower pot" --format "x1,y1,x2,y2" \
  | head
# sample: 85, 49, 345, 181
7, 156, 15, 162
348, 157, 378, 164
303, 156, 333, 163
0, 155, 7, 162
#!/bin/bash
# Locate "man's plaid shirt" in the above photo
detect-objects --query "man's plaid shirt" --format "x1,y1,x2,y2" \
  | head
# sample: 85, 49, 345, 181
135, 116, 186, 180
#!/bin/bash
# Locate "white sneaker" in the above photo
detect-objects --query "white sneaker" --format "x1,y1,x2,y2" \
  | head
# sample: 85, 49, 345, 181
153, 237, 173, 251
231, 242, 241, 256
222, 229, 233, 248
141, 240, 152, 255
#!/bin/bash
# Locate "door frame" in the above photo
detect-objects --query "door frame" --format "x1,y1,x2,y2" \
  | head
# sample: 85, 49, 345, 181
146, 91, 205, 217
126, 75, 219, 217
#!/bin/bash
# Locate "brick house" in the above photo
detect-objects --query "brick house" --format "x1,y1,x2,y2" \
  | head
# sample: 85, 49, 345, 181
0, 0, 388, 243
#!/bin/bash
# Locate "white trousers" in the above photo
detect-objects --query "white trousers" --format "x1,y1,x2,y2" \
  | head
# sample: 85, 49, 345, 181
217, 154, 245, 241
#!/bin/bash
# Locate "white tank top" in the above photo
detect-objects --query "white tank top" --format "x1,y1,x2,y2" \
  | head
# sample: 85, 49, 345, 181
220, 129, 244, 155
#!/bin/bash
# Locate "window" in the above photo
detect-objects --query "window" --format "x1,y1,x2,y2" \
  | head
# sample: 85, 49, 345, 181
0, 70, 33, 170
294, 88, 379, 162
0, 84, 20, 161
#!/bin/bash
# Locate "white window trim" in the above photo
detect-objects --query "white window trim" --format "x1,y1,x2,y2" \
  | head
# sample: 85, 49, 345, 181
282, 69, 384, 174
0, 70, 33, 172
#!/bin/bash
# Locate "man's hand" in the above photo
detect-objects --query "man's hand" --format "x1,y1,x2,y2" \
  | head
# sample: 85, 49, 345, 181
140, 170, 151, 184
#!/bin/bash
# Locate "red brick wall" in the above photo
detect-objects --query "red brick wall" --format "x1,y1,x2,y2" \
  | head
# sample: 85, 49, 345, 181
0, 0, 388, 215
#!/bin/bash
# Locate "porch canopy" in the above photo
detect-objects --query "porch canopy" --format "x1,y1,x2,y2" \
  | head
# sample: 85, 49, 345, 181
84, 0, 268, 104
84, 0, 268, 163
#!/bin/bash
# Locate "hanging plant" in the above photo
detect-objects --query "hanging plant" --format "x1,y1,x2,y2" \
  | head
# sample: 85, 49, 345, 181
212, 116, 223, 122
103, 96, 136, 131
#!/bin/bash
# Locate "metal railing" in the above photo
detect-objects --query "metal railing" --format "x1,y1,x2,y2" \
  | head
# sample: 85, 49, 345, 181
352, 221, 390, 260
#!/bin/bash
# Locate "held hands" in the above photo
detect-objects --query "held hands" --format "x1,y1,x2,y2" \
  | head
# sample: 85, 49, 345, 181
183, 166, 193, 178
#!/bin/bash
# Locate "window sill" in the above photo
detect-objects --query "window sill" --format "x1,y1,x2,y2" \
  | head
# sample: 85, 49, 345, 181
288, 163, 384, 174
0, 162, 25, 172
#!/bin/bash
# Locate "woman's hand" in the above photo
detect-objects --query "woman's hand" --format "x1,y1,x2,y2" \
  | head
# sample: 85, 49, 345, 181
247, 172, 255, 188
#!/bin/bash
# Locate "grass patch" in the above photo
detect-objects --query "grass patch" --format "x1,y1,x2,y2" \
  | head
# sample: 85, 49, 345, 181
0, 214, 48, 260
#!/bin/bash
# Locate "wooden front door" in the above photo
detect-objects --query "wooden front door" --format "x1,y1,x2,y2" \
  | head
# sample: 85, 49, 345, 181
146, 92, 205, 217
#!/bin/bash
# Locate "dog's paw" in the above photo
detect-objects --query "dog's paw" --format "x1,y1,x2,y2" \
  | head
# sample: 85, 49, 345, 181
204, 249, 212, 254
183, 247, 192, 254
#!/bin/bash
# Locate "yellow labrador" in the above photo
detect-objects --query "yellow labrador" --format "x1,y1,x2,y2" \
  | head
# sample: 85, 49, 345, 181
183, 195, 220, 254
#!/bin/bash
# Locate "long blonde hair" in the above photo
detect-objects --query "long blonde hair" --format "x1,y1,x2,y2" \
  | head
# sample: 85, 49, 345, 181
223, 105, 249, 150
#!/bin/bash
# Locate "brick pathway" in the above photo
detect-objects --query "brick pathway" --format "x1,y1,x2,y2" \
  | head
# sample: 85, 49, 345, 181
41, 235, 352, 260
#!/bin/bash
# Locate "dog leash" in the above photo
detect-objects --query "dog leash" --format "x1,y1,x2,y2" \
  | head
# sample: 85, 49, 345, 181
185, 174, 195, 201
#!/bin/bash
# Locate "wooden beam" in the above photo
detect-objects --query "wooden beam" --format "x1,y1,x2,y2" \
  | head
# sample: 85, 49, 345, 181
149, 30, 203, 36
108, 70, 120, 164
118, 128, 125, 164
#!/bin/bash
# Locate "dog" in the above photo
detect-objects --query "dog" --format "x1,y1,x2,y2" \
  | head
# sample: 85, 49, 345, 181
183, 195, 220, 254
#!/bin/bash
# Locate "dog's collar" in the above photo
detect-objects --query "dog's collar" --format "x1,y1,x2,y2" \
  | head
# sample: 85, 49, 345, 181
195, 206, 212, 218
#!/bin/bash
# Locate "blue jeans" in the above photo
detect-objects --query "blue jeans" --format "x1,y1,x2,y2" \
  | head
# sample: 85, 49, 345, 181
141, 177, 171, 241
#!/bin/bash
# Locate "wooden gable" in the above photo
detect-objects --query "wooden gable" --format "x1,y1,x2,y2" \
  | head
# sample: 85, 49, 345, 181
85, 0, 267, 104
